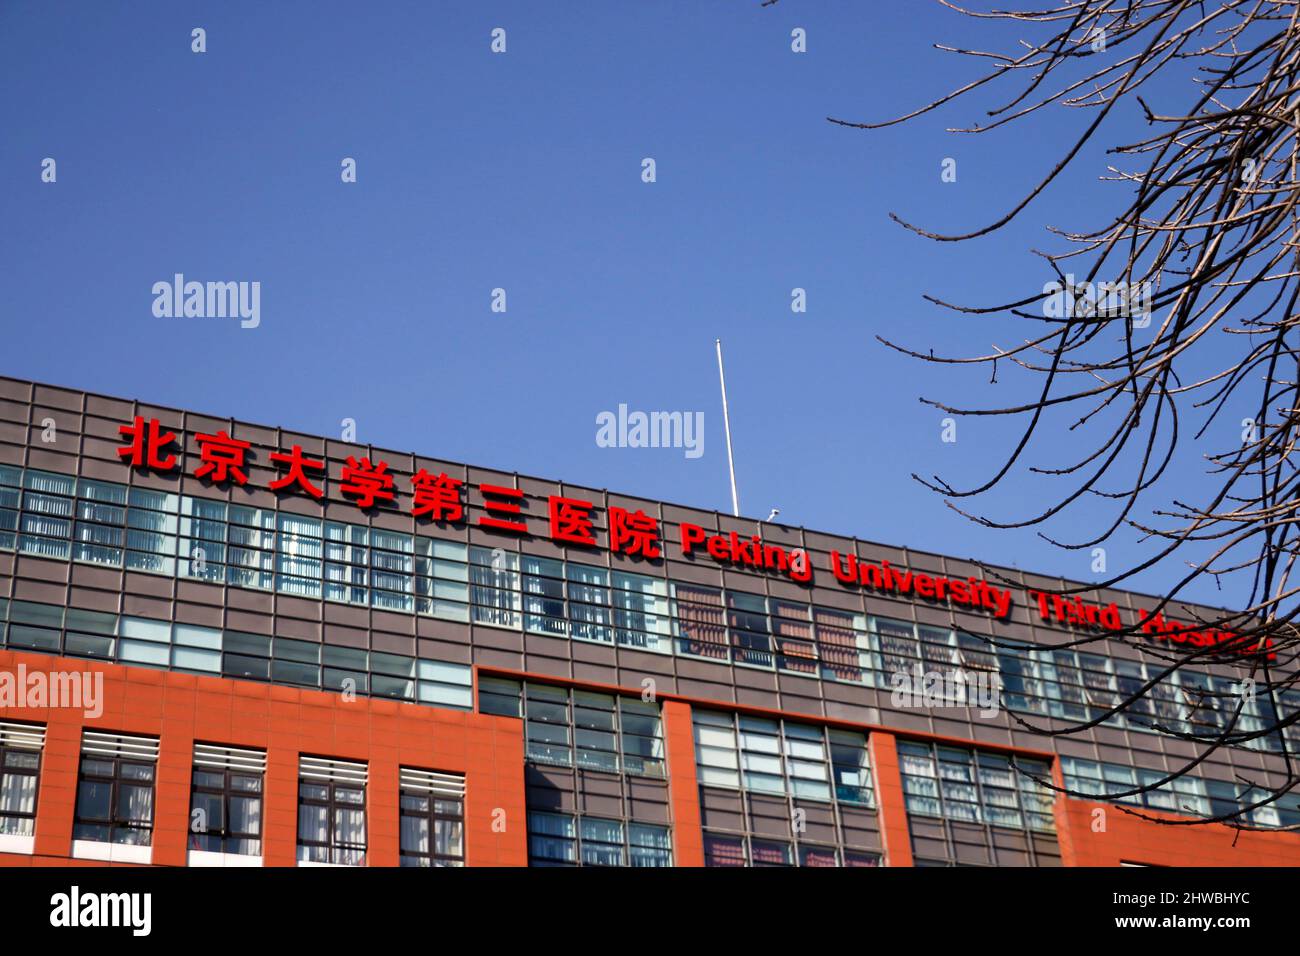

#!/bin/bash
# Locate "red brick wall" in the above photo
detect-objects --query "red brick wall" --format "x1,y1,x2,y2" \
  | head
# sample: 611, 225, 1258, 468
662, 699, 704, 867
1055, 798, 1300, 867
867, 732, 914, 867
0, 648, 528, 867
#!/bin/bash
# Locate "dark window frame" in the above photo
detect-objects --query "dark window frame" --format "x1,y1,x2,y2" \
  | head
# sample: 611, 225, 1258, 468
188, 766, 264, 856
296, 777, 367, 866
398, 788, 465, 867
527, 810, 672, 868
72, 754, 156, 846
0, 743, 42, 836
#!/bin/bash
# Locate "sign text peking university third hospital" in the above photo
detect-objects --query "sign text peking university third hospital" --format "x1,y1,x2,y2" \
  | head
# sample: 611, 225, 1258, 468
0, 375, 1295, 868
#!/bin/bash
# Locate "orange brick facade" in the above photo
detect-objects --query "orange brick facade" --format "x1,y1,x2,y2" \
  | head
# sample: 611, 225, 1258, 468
1055, 798, 1300, 867
0, 647, 527, 867
2, 646, 1296, 868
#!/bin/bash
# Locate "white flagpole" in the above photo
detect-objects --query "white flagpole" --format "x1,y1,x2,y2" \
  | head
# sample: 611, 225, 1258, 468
715, 338, 740, 517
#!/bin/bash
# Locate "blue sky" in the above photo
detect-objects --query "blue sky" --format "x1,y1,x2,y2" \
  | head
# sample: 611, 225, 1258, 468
0, 1, 1253, 608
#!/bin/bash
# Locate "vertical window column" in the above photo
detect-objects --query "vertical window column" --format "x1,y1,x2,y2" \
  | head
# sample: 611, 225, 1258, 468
72, 731, 160, 862
73, 477, 127, 567
188, 744, 267, 864
398, 768, 466, 867
297, 756, 368, 866
0, 721, 44, 853
0, 465, 20, 550
672, 582, 726, 660
470, 546, 520, 628
527, 811, 672, 867
17, 469, 75, 560
124, 486, 179, 576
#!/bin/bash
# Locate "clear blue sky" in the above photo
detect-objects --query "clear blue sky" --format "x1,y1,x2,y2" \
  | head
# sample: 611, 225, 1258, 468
0, 1, 1251, 608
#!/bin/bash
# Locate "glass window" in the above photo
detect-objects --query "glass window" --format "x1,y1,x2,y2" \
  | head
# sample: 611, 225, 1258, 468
528, 811, 577, 866
800, 845, 840, 867
370, 530, 414, 612
173, 623, 221, 649
416, 538, 470, 620
727, 591, 772, 668
695, 711, 872, 808
189, 766, 263, 856
580, 817, 625, 866
703, 832, 747, 867
470, 546, 520, 629
875, 618, 920, 683
522, 555, 567, 637
751, 839, 794, 867
172, 644, 220, 672
73, 755, 156, 846
399, 787, 464, 867
1063, 756, 1230, 823
783, 722, 831, 800
628, 823, 672, 867
0, 740, 41, 836
997, 642, 1046, 715
73, 480, 126, 566
619, 698, 665, 776
566, 563, 611, 643
527, 812, 669, 868
829, 729, 874, 805
10, 602, 63, 630
898, 741, 1056, 837
25, 469, 76, 497
673, 582, 726, 660
956, 631, 999, 672
297, 777, 366, 866
120, 617, 171, 644
479, 677, 523, 717
703, 830, 875, 868
573, 690, 619, 772
694, 711, 740, 788
738, 716, 783, 794
613, 571, 669, 652
509, 680, 664, 778
773, 600, 817, 676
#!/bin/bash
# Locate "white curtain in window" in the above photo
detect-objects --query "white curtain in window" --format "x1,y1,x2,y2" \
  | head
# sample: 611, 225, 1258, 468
231, 795, 261, 836
0, 773, 35, 815
435, 819, 462, 857
334, 807, 366, 848
299, 805, 327, 844
403, 817, 430, 854
120, 784, 153, 824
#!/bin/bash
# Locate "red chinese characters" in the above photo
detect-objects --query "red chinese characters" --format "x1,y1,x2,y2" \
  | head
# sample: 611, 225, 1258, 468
479, 484, 527, 533
609, 507, 661, 558
113, 418, 672, 563
194, 430, 251, 486
269, 444, 326, 499
117, 416, 178, 472
340, 456, 395, 509
411, 469, 464, 522
549, 496, 597, 547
